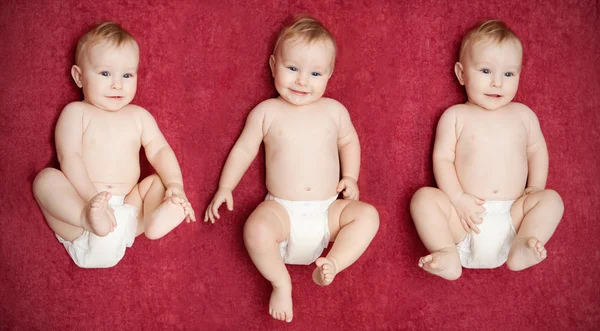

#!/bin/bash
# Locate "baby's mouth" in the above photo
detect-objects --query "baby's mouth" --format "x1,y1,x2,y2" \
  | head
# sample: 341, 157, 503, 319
290, 89, 308, 95
485, 93, 502, 98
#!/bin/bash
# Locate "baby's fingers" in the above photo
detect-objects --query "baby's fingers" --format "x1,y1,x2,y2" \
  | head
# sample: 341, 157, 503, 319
460, 218, 471, 233
226, 196, 233, 211
466, 216, 480, 234
187, 206, 197, 222
210, 199, 223, 223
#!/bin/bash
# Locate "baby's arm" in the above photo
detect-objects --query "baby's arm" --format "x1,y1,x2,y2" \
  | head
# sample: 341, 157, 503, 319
204, 104, 266, 222
336, 104, 360, 200
433, 107, 484, 233
139, 109, 184, 189
55, 103, 98, 202
139, 108, 195, 220
524, 107, 549, 192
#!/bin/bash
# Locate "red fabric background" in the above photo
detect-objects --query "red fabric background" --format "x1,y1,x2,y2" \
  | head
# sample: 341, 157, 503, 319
1, 1, 598, 330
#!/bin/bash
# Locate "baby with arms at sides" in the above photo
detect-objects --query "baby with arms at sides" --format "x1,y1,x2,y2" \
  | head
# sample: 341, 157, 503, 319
33, 22, 195, 268
410, 20, 564, 280
204, 17, 379, 322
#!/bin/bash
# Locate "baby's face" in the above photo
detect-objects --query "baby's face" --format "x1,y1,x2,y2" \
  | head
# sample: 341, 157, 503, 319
270, 38, 335, 106
460, 40, 522, 110
78, 41, 139, 111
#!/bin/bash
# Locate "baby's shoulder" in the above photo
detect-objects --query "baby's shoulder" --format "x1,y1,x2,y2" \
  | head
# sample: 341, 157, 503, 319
444, 103, 470, 115
507, 102, 538, 121
61, 101, 87, 114
319, 97, 346, 109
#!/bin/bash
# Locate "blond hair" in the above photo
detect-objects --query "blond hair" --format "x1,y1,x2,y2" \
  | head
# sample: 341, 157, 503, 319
75, 21, 138, 65
459, 20, 522, 62
273, 16, 336, 60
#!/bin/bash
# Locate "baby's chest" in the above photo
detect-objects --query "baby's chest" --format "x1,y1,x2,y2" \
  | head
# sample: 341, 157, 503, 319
458, 119, 527, 147
267, 118, 337, 144
83, 119, 140, 149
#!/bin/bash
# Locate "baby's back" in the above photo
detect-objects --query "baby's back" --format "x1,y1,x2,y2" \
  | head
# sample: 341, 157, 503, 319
453, 103, 530, 200
262, 98, 341, 201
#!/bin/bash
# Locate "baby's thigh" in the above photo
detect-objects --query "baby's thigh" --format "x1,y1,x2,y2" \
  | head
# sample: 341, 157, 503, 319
327, 200, 379, 241
244, 200, 291, 244
123, 174, 164, 211
413, 187, 465, 243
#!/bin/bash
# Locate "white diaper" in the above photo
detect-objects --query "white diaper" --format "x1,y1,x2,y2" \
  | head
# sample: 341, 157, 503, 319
56, 195, 139, 268
456, 200, 516, 269
266, 193, 338, 265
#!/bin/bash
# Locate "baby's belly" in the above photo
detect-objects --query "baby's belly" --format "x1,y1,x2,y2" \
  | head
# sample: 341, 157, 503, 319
86, 159, 141, 196
456, 157, 527, 200
266, 155, 340, 201
93, 182, 137, 196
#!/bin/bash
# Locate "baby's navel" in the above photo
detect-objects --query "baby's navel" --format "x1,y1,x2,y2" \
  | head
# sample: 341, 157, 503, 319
304, 187, 311, 192
492, 190, 498, 194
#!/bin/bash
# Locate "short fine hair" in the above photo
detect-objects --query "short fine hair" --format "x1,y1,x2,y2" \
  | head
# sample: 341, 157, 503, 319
459, 20, 522, 62
272, 16, 337, 60
75, 21, 138, 65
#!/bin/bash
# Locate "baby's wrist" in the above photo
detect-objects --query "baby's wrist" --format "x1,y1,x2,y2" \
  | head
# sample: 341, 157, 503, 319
166, 182, 184, 190
218, 186, 233, 192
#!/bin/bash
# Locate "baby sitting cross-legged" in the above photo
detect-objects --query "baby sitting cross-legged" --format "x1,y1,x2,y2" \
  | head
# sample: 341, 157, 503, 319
33, 22, 196, 268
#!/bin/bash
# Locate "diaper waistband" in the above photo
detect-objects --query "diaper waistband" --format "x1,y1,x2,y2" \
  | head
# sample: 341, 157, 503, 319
266, 193, 339, 213
482, 200, 515, 215
108, 195, 126, 208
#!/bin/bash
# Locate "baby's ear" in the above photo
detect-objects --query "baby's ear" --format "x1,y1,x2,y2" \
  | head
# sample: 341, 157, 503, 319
71, 65, 83, 88
269, 55, 276, 78
454, 62, 465, 86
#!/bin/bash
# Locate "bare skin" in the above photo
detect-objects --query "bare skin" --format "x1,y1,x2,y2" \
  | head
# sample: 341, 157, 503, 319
33, 39, 195, 251
205, 38, 379, 322
411, 39, 564, 280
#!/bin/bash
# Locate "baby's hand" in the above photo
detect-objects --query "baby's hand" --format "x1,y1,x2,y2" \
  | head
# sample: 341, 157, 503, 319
165, 184, 196, 223
337, 177, 359, 200
204, 187, 233, 224
450, 193, 485, 234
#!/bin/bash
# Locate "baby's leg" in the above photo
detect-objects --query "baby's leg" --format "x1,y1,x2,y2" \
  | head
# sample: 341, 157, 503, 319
410, 187, 465, 280
124, 174, 187, 240
33, 168, 115, 241
243, 201, 293, 323
507, 189, 564, 271
313, 200, 379, 286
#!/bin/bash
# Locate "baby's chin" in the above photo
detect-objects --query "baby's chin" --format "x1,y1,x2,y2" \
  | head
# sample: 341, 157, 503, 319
468, 98, 513, 111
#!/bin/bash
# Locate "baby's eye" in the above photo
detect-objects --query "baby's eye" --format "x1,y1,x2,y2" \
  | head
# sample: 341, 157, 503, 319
481, 68, 490, 74
123, 73, 133, 78
287, 66, 298, 72
100, 71, 110, 77
504, 72, 514, 77
311, 72, 322, 77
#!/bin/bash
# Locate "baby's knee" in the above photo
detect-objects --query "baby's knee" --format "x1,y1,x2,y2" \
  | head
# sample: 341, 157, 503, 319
410, 187, 440, 210
32, 168, 62, 196
243, 217, 278, 248
359, 204, 380, 230
544, 189, 564, 208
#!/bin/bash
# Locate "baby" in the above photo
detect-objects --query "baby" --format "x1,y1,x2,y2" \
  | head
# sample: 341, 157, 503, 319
204, 17, 379, 322
410, 20, 564, 280
33, 22, 196, 268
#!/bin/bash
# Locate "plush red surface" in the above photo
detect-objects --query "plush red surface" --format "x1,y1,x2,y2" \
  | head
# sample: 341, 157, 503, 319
1, 0, 598, 330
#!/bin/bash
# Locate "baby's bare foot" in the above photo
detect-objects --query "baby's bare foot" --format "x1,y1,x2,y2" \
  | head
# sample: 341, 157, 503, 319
506, 237, 547, 271
312, 257, 339, 286
269, 284, 293, 323
145, 196, 188, 239
84, 192, 115, 237
418, 247, 462, 280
